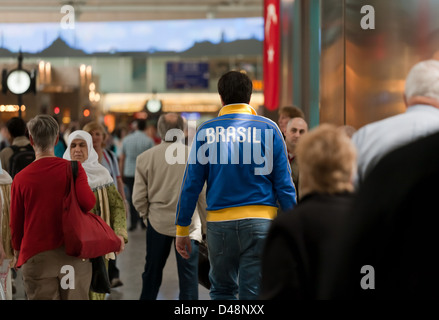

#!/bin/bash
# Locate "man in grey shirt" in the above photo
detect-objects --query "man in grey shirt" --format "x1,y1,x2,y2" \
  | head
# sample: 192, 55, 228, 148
120, 119, 154, 231
353, 59, 439, 186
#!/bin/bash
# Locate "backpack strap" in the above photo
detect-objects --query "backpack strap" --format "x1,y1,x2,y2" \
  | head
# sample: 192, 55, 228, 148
9, 145, 19, 153
9, 144, 33, 153
24, 144, 34, 152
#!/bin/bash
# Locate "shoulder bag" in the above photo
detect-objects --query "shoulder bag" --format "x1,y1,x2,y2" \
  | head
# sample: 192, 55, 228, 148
63, 161, 121, 259
198, 236, 211, 289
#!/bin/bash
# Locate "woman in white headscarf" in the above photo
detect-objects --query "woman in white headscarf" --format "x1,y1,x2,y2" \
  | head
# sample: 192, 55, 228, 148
0, 169, 12, 300
63, 130, 127, 300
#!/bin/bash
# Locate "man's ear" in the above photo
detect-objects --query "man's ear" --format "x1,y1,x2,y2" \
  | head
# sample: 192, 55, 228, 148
29, 134, 34, 146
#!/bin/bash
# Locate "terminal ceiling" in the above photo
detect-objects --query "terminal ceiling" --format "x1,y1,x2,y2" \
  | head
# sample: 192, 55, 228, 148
0, 0, 263, 23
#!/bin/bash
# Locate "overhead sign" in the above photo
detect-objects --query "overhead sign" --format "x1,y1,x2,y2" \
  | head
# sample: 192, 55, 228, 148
166, 62, 209, 90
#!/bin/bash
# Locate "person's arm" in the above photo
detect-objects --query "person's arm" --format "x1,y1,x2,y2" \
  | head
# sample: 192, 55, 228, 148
119, 141, 127, 180
119, 154, 126, 179
351, 130, 363, 188
175, 135, 207, 259
175, 139, 207, 237
271, 126, 297, 211
107, 184, 128, 245
0, 198, 5, 266
116, 177, 126, 200
106, 149, 126, 201
132, 156, 149, 221
9, 180, 24, 255
75, 162, 96, 212
196, 184, 208, 236
0, 243, 5, 266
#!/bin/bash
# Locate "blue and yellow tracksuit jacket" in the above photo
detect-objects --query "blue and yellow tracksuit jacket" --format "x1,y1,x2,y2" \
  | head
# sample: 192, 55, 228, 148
175, 103, 297, 236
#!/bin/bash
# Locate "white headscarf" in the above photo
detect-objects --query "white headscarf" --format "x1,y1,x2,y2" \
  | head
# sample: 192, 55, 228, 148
63, 130, 114, 190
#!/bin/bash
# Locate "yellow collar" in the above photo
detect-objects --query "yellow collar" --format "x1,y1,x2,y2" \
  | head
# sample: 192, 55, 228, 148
218, 104, 257, 116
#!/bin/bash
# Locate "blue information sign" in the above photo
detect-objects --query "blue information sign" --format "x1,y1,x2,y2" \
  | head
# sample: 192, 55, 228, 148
166, 62, 209, 89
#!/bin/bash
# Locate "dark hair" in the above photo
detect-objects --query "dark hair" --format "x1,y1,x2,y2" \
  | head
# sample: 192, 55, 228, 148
217, 71, 253, 105
6, 117, 27, 138
137, 119, 147, 131
278, 106, 305, 119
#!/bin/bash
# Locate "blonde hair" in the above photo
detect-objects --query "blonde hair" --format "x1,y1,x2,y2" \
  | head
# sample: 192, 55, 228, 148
296, 124, 356, 197
82, 121, 107, 148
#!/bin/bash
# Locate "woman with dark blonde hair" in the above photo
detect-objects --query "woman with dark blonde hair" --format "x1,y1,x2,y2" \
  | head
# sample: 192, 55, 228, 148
83, 121, 126, 203
260, 124, 357, 300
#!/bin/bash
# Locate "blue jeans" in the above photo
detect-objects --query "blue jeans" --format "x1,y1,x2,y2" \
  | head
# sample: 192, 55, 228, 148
206, 219, 271, 300
140, 220, 199, 300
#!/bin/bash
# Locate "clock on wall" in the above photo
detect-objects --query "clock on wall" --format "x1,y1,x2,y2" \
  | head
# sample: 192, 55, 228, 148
5, 69, 32, 95
1, 51, 37, 118
146, 98, 162, 113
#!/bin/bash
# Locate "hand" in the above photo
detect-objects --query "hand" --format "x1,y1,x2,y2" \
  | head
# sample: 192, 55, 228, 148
116, 236, 125, 255
13, 250, 19, 270
11, 255, 17, 270
175, 236, 191, 259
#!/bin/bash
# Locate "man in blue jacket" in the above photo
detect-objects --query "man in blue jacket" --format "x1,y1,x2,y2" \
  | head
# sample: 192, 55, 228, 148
175, 71, 297, 300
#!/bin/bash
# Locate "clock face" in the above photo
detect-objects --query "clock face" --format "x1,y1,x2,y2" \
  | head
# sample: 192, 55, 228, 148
147, 99, 162, 113
7, 70, 31, 95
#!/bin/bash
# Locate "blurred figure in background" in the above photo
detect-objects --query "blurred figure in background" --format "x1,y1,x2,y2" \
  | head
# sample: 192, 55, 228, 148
338, 125, 356, 139
284, 117, 309, 201
146, 121, 161, 145
83, 122, 126, 204
0, 117, 32, 175
320, 130, 439, 299
0, 124, 10, 151
52, 117, 67, 158
260, 124, 356, 300
119, 119, 154, 231
277, 106, 305, 137
353, 59, 439, 185
111, 126, 128, 159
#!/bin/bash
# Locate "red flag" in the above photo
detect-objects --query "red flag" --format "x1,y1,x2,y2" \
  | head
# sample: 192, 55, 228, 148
264, 0, 280, 111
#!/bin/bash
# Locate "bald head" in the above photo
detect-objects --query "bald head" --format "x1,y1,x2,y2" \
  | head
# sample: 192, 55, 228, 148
157, 113, 185, 141
285, 117, 308, 153
164, 112, 179, 124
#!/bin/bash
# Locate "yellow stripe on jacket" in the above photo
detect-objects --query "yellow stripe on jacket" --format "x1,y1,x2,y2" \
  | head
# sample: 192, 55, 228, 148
176, 205, 277, 237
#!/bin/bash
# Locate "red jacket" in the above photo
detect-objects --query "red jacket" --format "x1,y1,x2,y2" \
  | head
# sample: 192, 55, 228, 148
10, 157, 96, 267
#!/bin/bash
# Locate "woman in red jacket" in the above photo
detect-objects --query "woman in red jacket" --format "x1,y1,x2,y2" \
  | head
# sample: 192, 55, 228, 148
9, 115, 96, 300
